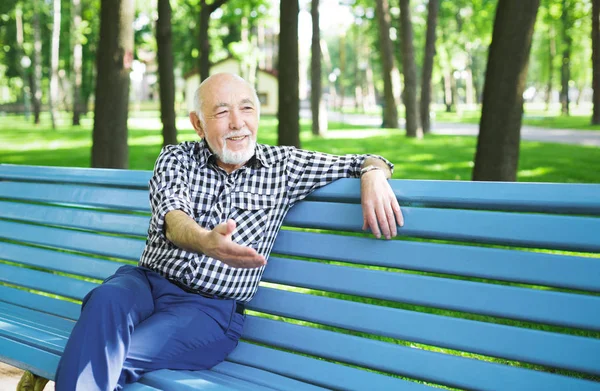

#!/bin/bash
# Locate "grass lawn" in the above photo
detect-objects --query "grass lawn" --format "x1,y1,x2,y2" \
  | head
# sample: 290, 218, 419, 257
1, 113, 598, 183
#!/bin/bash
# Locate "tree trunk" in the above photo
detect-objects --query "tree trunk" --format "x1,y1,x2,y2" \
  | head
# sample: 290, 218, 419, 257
278, 0, 300, 147
311, 0, 326, 136
72, 0, 83, 126
49, 0, 61, 129
198, 0, 228, 82
199, 1, 211, 82
443, 73, 453, 112
399, 0, 422, 138
375, 0, 399, 128
157, 0, 178, 146
472, 0, 540, 182
420, 0, 439, 134
593, 0, 600, 124
91, 0, 135, 169
545, 25, 556, 112
560, 0, 571, 116
32, 1, 42, 125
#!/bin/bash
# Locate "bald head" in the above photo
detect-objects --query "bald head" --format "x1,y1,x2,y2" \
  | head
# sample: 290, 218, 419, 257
193, 73, 261, 125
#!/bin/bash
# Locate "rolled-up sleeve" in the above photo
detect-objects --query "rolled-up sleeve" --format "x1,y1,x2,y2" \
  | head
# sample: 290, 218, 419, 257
285, 147, 393, 205
148, 146, 195, 239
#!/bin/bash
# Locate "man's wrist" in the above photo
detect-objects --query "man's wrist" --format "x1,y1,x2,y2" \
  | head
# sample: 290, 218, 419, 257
360, 165, 382, 177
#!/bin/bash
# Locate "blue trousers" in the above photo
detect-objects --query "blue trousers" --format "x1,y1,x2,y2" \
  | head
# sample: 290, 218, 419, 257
54, 265, 245, 391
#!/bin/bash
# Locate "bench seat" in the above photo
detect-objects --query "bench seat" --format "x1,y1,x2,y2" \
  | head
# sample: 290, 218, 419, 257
1, 164, 599, 390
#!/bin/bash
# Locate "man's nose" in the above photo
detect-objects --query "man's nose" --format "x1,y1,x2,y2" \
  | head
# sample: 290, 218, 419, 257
229, 110, 244, 130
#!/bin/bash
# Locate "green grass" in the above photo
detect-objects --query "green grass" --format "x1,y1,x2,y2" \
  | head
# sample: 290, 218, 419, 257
1, 112, 599, 183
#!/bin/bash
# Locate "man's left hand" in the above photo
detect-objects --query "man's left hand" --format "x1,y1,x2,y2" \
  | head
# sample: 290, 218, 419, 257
360, 170, 404, 239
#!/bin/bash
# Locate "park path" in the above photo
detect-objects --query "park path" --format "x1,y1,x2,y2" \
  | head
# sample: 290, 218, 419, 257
300, 108, 600, 147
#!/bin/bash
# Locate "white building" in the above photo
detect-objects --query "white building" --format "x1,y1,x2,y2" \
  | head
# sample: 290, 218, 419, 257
184, 58, 278, 115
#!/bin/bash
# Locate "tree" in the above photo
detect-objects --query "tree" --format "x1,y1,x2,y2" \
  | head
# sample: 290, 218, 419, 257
199, 0, 228, 82
472, 0, 540, 182
157, 0, 177, 146
31, 0, 42, 124
311, 0, 326, 136
91, 0, 134, 169
278, 0, 300, 147
375, 0, 399, 128
560, 0, 573, 116
72, 0, 84, 126
593, 0, 600, 124
399, 0, 422, 138
420, 0, 439, 134
49, 0, 60, 129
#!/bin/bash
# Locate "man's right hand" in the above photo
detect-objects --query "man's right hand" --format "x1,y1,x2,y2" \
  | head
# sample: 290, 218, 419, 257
199, 219, 267, 268
165, 210, 266, 268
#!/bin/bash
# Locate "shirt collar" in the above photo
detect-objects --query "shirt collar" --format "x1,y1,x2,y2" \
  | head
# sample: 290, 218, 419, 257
194, 139, 275, 169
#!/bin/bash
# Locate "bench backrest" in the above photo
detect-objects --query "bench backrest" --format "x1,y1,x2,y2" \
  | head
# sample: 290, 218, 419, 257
1, 164, 599, 390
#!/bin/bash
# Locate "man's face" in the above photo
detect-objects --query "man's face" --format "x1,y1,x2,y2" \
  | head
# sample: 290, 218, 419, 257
190, 74, 259, 172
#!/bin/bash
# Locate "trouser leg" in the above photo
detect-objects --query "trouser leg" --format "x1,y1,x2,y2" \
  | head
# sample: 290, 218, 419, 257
115, 270, 245, 390
55, 265, 154, 391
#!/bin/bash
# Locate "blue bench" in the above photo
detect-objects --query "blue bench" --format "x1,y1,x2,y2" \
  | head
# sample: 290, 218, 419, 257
0, 163, 599, 390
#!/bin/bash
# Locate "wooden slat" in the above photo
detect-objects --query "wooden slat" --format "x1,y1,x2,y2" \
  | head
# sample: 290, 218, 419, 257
0, 220, 145, 261
285, 202, 600, 252
248, 288, 600, 376
228, 342, 427, 391
0, 181, 150, 212
0, 301, 74, 337
0, 263, 97, 300
239, 316, 600, 390
0, 286, 81, 320
308, 178, 600, 215
139, 368, 278, 391
1, 242, 121, 280
0, 336, 62, 381
212, 361, 328, 391
0, 164, 151, 189
273, 230, 600, 292
4, 165, 600, 214
262, 257, 600, 331
0, 200, 150, 237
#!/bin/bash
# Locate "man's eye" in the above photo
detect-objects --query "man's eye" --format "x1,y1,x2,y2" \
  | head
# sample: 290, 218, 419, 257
242, 106, 254, 111
216, 110, 228, 116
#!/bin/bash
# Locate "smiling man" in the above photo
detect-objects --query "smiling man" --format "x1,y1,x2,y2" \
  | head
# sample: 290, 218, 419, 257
55, 73, 403, 391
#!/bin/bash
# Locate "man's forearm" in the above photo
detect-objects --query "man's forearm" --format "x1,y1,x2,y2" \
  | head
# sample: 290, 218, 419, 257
164, 210, 208, 253
362, 157, 392, 179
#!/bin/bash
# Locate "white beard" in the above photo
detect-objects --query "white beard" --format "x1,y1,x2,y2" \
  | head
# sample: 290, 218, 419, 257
209, 130, 256, 166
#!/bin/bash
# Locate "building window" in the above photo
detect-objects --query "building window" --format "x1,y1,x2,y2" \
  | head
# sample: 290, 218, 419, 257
258, 92, 268, 105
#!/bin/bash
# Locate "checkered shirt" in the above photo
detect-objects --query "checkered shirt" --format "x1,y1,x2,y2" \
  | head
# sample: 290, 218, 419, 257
139, 140, 393, 302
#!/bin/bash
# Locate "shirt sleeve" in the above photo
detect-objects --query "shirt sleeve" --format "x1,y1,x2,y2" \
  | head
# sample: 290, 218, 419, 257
285, 147, 394, 205
148, 145, 195, 240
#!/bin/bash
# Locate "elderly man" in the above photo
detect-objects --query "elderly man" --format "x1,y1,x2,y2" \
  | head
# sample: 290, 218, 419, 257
55, 73, 403, 391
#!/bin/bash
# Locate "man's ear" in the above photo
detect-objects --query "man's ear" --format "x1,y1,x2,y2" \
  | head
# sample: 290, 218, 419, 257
189, 112, 204, 138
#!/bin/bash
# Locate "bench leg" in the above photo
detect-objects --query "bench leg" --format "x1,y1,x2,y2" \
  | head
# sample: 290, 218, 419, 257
16, 371, 49, 391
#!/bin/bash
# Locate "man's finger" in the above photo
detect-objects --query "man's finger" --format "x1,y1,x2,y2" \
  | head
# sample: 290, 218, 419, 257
366, 211, 381, 238
376, 205, 391, 239
393, 201, 404, 227
385, 204, 397, 237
